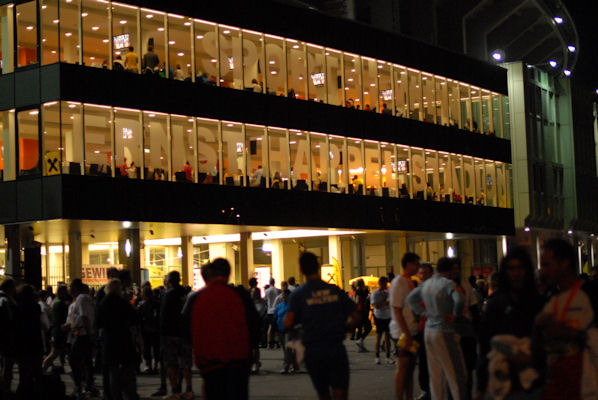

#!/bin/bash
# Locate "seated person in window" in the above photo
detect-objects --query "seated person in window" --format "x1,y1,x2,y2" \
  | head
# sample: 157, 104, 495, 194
119, 157, 130, 177
126, 161, 136, 178
439, 184, 445, 201
184, 161, 193, 181
452, 190, 462, 203
113, 55, 125, 71
272, 171, 282, 189
381, 103, 392, 115
426, 182, 435, 200
251, 79, 262, 93
351, 175, 363, 193
399, 183, 409, 198
364, 104, 372, 112
251, 165, 264, 187
476, 191, 486, 205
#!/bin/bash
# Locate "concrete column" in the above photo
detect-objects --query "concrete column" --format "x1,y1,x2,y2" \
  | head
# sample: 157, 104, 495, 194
118, 229, 141, 285
181, 236, 194, 287
5, 225, 20, 280
328, 235, 344, 288
271, 240, 300, 285
271, 240, 284, 285
239, 232, 253, 287
208, 243, 237, 282
68, 231, 82, 281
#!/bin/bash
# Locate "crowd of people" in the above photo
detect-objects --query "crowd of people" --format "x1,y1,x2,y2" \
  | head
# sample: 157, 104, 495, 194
0, 238, 597, 400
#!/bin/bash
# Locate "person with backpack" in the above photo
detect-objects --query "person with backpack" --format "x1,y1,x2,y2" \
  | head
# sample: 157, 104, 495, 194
275, 289, 299, 374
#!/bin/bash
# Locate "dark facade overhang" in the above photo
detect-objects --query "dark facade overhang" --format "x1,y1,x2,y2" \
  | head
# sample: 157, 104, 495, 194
0, 175, 516, 236
0, 63, 512, 164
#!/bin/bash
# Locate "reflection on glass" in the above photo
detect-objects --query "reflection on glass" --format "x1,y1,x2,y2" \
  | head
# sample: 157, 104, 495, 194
378, 63, 392, 115
474, 158, 485, 205
380, 143, 396, 197
492, 94, 502, 138
307, 44, 325, 102
329, 135, 346, 193
243, 30, 265, 93
496, 162, 506, 207
114, 108, 142, 178
1, 4, 15, 73
450, 154, 463, 203
84, 104, 112, 176
221, 121, 243, 185
143, 111, 169, 180
471, 87, 482, 133
59, 0, 79, 64
422, 73, 435, 123
425, 150, 438, 200
17, 1, 38, 67
408, 70, 422, 121
42, 102, 61, 176
41, 0, 59, 65
61, 102, 84, 174
194, 20, 218, 83
502, 96, 511, 139
463, 156, 474, 204
0, 110, 16, 180
168, 14, 192, 81
411, 148, 425, 199
310, 132, 327, 191
112, 3, 139, 72
171, 115, 195, 181
482, 90, 491, 135
460, 84, 472, 131
265, 35, 285, 96
325, 49, 342, 106
82, 0, 110, 68
268, 127, 289, 189
343, 54, 361, 109
18, 108, 40, 176
435, 77, 448, 126
219, 26, 242, 88
438, 152, 451, 202
286, 40, 306, 99
362, 57, 378, 112
394, 66, 408, 118
289, 130, 309, 189
485, 160, 496, 207
364, 140, 380, 194
197, 118, 219, 184
397, 145, 410, 198
246, 125, 267, 187
448, 80, 461, 128
347, 138, 363, 194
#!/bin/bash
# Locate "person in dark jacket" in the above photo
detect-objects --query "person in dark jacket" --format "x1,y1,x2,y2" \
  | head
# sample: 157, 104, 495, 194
42, 284, 69, 372
138, 284, 161, 373
0, 279, 17, 398
97, 278, 139, 400
15, 284, 43, 399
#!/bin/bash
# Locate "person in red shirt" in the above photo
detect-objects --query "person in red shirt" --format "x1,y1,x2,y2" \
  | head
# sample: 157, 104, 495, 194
184, 161, 193, 181
187, 259, 259, 400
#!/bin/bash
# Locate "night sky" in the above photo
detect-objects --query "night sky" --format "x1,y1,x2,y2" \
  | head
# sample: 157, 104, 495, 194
563, 1, 598, 91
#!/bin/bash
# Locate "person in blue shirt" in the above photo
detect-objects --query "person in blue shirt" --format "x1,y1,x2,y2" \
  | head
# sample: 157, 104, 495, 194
407, 257, 466, 400
275, 289, 299, 374
284, 252, 360, 400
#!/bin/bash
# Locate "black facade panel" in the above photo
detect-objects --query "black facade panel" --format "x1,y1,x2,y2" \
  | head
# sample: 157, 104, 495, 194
16, 179, 43, 221
42, 175, 63, 220
15, 69, 40, 108
0, 74, 14, 110
40, 64, 61, 102
52, 175, 514, 235
0, 181, 17, 223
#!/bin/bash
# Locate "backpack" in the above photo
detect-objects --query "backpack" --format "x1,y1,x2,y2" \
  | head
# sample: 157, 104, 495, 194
275, 301, 289, 332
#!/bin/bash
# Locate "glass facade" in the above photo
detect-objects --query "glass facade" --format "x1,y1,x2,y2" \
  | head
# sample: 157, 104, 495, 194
0, 101, 512, 208
0, 1, 510, 138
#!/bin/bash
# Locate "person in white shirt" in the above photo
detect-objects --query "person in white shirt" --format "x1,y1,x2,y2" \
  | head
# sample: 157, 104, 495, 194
389, 253, 420, 400
370, 276, 393, 364
265, 278, 282, 348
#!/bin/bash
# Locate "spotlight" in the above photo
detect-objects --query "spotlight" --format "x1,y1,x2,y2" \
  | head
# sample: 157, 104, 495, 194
491, 50, 504, 62
554, 16, 563, 24
549, 60, 557, 68
568, 229, 573, 235
567, 45, 576, 53
524, 226, 531, 232
563, 69, 571, 77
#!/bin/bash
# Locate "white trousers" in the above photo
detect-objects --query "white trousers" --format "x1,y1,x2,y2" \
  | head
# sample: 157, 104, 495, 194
424, 330, 467, 400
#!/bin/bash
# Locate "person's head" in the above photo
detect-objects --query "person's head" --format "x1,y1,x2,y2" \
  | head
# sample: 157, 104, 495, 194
299, 252, 320, 277
147, 43, 154, 52
118, 269, 132, 289
107, 267, 119, 280
202, 258, 231, 284
166, 270, 181, 288
418, 263, 434, 282
69, 278, 84, 297
401, 252, 420, 276
142, 284, 152, 300
106, 279, 122, 296
436, 257, 453, 276
17, 284, 36, 304
281, 289, 290, 302
252, 78, 258, 84
356, 278, 365, 289
0, 278, 17, 298
498, 246, 536, 294
450, 257, 462, 282
281, 281, 288, 290
248, 277, 258, 288
39, 290, 49, 302
116, 55, 122, 60
186, 161, 190, 166
269, 277, 275, 286
378, 276, 388, 290
540, 238, 577, 288
288, 276, 296, 286
128, 46, 134, 52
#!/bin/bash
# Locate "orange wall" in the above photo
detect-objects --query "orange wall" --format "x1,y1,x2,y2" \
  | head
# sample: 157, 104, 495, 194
19, 138, 39, 170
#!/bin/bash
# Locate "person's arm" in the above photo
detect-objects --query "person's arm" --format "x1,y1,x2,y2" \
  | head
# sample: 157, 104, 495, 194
406, 286, 424, 315
283, 310, 295, 330
450, 283, 465, 318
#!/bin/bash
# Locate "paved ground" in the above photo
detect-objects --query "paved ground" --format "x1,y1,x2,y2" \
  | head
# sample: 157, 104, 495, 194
13, 336, 418, 399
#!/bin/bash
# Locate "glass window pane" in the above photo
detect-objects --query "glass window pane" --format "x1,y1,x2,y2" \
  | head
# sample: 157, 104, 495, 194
307, 44, 325, 102
448, 80, 461, 128
378, 63, 392, 115
438, 152, 451, 202
194, 19, 217, 84
16, 1, 38, 67
246, 125, 266, 187
171, 115, 195, 181
219, 26, 242, 89
362, 57, 378, 112
348, 138, 363, 194
61, 102, 84, 174
268, 127, 289, 189
482, 90, 491, 135
425, 150, 438, 200
18, 108, 40, 176
507, 164, 513, 208
364, 140, 380, 195
422, 74, 435, 123
243, 30, 264, 93
264, 34, 285, 96
496, 162, 506, 208
310, 132, 328, 191
329, 135, 346, 193
435, 77, 448, 126
221, 121, 243, 185
143, 111, 169, 180
471, 87, 482, 133
0, 109, 16, 181
408, 70, 422, 120
460, 84, 472, 131
411, 147, 425, 199
41, 0, 59, 65
463, 156, 474, 203
475, 158, 485, 205
343, 54, 361, 109
450, 154, 463, 203
380, 143, 396, 197
485, 160, 496, 206
168, 14, 192, 81
41, 102, 61, 176
492, 93, 502, 138
393, 65, 408, 118
59, 0, 79, 64
289, 130, 309, 189
114, 107, 142, 178
84, 104, 112, 176
325, 49, 342, 106
140, 9, 165, 76
502, 96, 511, 139
196, 118, 219, 184
397, 145, 410, 198
1, 4, 15, 73
82, 0, 109, 68
112, 3, 139, 73
286, 40, 306, 99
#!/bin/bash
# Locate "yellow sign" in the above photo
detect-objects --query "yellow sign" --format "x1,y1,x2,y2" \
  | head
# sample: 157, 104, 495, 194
44, 151, 61, 176
321, 257, 343, 289
81, 264, 123, 285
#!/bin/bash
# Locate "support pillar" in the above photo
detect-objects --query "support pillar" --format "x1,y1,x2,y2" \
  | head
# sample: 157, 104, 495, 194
239, 232, 253, 287
328, 235, 345, 288
271, 240, 300, 285
118, 229, 141, 285
181, 236, 193, 288
5, 225, 21, 280
68, 231, 82, 281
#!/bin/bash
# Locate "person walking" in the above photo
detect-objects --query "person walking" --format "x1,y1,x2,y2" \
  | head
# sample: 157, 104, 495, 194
284, 252, 360, 400
265, 278, 281, 349
389, 252, 420, 400
138, 285, 161, 374
97, 279, 139, 400
275, 289, 299, 374
370, 276, 393, 364
354, 279, 372, 352
0, 279, 18, 398
188, 258, 259, 400
42, 284, 70, 373
407, 257, 466, 400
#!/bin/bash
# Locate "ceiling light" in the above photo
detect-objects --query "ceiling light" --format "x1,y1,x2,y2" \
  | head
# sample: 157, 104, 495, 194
554, 16, 563, 24
65, 32, 72, 37
26, 26, 34, 31
223, 30, 230, 34
177, 52, 184, 56
196, 35, 204, 39
568, 45, 576, 53
119, 20, 127, 25
549, 60, 557, 68
524, 226, 531, 232
169, 40, 175, 45
158, 27, 164, 32
491, 51, 503, 61
91, 26, 99, 31
145, 14, 153, 19
81, 12, 88, 17
564, 69, 571, 77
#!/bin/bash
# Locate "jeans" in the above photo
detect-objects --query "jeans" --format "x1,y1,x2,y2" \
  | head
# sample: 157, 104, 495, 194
107, 362, 138, 400
70, 335, 95, 392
